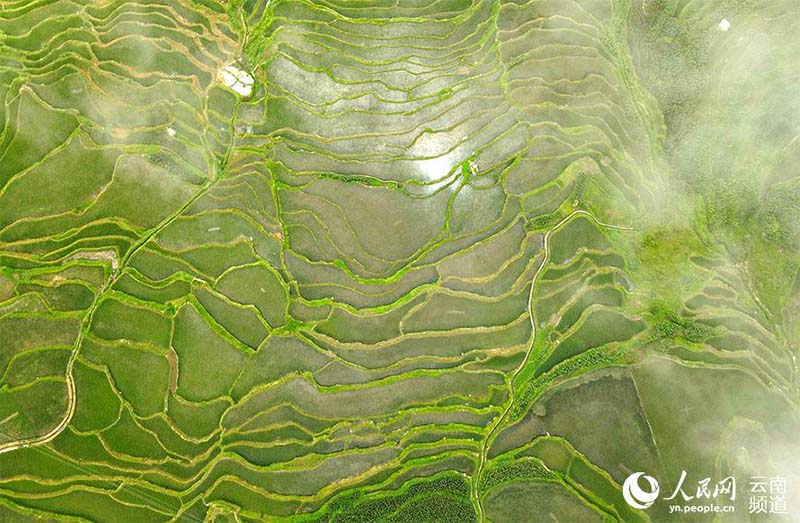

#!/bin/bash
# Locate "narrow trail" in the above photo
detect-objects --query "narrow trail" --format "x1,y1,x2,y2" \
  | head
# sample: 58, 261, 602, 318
0, 38, 248, 456
0, 181, 216, 457
471, 209, 633, 522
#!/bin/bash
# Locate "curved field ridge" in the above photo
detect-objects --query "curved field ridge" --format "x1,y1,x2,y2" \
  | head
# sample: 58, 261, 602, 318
0, 0, 798, 522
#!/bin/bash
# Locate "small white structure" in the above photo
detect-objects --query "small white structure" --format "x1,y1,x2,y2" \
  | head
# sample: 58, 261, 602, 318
166, 127, 177, 137
718, 18, 730, 32
219, 64, 255, 97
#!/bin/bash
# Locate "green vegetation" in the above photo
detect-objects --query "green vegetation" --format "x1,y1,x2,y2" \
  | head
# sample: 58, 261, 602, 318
0, 0, 798, 521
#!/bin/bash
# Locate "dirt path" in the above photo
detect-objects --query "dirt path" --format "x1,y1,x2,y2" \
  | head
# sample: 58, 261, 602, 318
471, 209, 633, 522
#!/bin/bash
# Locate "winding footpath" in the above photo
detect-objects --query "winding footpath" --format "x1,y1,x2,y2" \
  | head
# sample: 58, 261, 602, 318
471, 209, 633, 522
0, 180, 217, 457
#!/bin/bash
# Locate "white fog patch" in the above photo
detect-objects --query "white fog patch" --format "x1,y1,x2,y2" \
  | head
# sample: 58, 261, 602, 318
417, 156, 452, 182
219, 64, 254, 97
718, 18, 731, 32
409, 155, 462, 195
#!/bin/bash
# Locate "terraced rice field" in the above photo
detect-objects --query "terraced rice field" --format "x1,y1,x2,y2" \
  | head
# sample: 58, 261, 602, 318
0, 0, 798, 522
